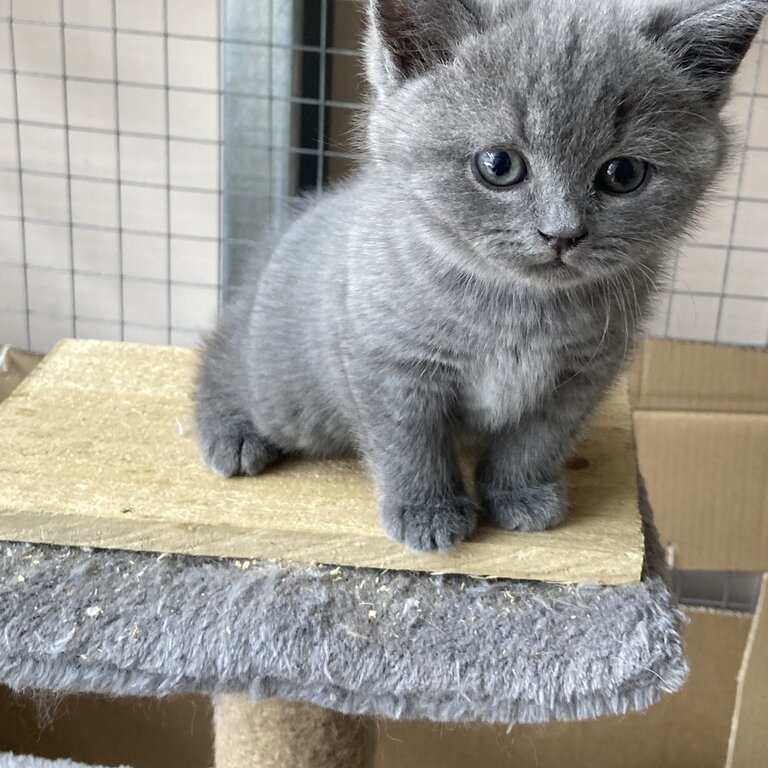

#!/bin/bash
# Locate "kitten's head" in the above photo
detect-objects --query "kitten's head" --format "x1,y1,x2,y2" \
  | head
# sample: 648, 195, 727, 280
364, 0, 765, 291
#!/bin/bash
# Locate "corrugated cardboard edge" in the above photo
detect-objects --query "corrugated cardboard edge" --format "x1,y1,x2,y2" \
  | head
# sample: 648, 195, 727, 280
0, 346, 42, 403
726, 574, 768, 768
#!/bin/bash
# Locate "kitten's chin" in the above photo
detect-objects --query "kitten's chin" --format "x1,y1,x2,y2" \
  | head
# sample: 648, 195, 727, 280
516, 251, 640, 291
517, 260, 592, 290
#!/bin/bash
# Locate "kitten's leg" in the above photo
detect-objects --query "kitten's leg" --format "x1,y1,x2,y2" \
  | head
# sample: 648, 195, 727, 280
355, 373, 477, 551
476, 435, 567, 532
476, 374, 612, 531
195, 347, 279, 478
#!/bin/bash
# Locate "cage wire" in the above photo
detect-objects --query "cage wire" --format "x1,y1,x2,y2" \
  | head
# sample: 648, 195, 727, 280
0, 1, 766, 609
0, 0, 366, 349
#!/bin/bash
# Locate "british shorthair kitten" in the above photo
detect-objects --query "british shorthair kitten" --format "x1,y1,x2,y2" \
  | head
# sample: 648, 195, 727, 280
196, 0, 765, 550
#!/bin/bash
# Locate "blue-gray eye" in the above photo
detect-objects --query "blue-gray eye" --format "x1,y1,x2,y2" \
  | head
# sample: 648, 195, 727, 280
596, 157, 650, 195
474, 149, 527, 188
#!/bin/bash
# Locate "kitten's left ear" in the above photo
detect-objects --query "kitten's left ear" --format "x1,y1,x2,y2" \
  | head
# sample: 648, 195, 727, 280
645, 0, 767, 102
365, 0, 482, 96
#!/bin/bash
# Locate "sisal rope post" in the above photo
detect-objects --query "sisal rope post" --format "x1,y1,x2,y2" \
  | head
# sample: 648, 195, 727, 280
214, 696, 377, 768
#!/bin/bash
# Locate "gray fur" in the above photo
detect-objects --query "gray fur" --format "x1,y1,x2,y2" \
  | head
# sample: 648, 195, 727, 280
196, 0, 764, 550
0, 485, 688, 724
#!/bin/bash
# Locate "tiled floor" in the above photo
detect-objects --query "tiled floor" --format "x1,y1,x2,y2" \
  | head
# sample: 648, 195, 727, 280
0, 4, 766, 352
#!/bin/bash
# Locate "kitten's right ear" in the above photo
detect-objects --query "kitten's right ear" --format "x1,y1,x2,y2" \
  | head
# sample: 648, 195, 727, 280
365, 0, 482, 96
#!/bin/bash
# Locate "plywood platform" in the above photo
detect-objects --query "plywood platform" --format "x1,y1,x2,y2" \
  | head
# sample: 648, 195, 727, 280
0, 340, 644, 584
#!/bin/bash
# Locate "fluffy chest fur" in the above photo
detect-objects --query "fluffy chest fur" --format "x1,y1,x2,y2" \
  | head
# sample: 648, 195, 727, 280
460, 344, 557, 430
441, 283, 612, 431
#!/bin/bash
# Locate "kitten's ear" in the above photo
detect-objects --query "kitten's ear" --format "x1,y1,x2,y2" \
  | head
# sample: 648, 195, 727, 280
645, 0, 766, 102
365, 0, 482, 95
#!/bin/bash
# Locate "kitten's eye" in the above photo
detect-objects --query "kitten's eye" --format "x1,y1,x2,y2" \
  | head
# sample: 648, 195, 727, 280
473, 149, 527, 188
596, 157, 650, 195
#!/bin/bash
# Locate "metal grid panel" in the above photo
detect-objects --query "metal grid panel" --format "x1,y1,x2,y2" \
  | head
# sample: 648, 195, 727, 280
0, 0, 229, 350
0, 0, 368, 349
671, 570, 764, 613
220, 0, 365, 289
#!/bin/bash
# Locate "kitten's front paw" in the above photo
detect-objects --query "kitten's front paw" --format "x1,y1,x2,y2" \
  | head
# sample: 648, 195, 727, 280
380, 494, 478, 552
198, 422, 279, 478
480, 479, 566, 532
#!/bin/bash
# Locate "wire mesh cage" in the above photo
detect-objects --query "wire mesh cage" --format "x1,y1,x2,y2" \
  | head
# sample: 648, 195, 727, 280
670, 569, 764, 613
1, 1, 767, 353
0, 0, 366, 350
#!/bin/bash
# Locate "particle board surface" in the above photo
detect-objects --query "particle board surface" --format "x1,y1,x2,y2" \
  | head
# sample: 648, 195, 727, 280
0, 339, 643, 583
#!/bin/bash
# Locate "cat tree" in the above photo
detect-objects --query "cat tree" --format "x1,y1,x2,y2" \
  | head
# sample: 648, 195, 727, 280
0, 340, 686, 767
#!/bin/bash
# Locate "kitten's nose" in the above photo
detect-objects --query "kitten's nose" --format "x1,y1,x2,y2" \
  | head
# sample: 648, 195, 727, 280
537, 229, 588, 255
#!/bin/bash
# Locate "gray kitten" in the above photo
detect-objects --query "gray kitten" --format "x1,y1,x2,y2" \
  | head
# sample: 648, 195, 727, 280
196, 0, 764, 550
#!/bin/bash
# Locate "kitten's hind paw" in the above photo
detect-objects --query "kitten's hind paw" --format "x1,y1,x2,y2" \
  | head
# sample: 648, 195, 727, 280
380, 494, 478, 552
480, 479, 566, 532
198, 422, 279, 478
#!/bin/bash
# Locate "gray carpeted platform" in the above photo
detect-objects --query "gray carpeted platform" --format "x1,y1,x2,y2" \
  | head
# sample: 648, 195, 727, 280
0, 483, 685, 725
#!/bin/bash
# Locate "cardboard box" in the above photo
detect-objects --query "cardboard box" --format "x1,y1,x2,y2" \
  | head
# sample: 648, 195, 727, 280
0, 689, 213, 768
629, 339, 768, 572
1, 340, 766, 767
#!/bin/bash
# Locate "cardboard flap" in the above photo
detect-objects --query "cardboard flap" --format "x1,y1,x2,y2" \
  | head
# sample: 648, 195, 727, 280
727, 575, 768, 768
630, 339, 768, 414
